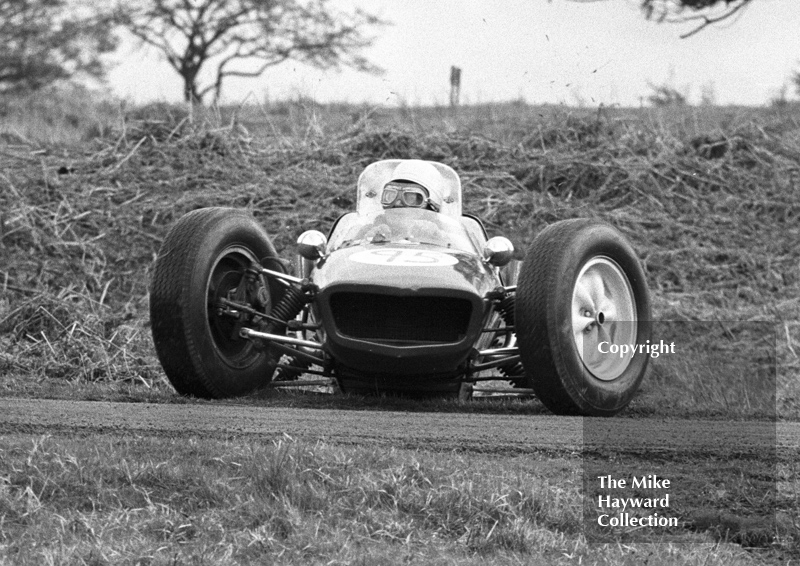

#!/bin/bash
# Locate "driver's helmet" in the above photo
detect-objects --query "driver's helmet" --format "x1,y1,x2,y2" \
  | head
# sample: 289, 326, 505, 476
381, 160, 445, 212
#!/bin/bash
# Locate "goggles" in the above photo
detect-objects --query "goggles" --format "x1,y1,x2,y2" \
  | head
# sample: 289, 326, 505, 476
381, 182, 435, 210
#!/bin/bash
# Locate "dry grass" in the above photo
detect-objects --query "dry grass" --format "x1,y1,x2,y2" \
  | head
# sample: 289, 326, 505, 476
0, 94, 798, 417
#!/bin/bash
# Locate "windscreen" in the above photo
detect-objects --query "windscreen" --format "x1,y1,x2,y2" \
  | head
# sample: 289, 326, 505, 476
328, 208, 480, 254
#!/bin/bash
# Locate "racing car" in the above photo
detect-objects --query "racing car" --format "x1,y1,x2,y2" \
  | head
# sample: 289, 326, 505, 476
149, 159, 652, 416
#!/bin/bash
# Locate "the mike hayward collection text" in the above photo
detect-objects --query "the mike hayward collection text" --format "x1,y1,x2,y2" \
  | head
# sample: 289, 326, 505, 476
596, 475, 679, 528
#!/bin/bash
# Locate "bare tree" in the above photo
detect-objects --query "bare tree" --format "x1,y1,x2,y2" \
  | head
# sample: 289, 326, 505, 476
641, 0, 754, 37
117, 0, 387, 104
561, 0, 754, 37
0, 0, 117, 93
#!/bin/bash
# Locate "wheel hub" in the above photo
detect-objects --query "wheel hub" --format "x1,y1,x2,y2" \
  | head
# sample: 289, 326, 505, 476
207, 246, 265, 366
571, 256, 637, 381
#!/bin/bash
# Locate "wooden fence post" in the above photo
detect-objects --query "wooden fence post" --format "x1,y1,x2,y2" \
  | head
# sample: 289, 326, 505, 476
450, 66, 462, 107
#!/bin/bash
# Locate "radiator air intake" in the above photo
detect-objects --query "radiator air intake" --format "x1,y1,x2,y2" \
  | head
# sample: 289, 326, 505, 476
330, 293, 472, 344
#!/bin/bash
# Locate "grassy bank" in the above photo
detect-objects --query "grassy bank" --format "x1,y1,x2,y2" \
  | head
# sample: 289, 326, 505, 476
1, 97, 797, 416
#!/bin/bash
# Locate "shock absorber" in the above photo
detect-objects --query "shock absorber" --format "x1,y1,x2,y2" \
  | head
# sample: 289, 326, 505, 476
264, 284, 312, 381
497, 294, 516, 327
496, 293, 525, 382
264, 285, 307, 334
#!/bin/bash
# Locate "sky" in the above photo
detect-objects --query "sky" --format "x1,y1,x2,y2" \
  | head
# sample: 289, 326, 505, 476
108, 0, 800, 107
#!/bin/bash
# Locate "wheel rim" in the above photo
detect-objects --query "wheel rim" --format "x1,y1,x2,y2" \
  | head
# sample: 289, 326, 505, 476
571, 256, 637, 381
206, 245, 264, 369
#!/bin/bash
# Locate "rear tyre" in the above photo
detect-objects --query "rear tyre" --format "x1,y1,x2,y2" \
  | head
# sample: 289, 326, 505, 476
515, 219, 651, 416
149, 208, 284, 398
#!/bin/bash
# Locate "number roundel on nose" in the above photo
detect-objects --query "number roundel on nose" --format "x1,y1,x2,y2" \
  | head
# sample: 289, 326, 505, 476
349, 248, 458, 266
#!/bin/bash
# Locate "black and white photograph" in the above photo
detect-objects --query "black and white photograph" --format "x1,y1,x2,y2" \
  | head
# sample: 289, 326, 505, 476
0, 0, 797, 563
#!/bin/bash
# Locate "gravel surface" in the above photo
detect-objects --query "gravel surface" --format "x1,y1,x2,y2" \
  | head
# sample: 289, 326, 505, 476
0, 398, 794, 455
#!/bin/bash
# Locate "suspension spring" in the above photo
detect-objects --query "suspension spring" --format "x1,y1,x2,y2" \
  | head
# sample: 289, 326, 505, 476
266, 285, 313, 380
264, 285, 308, 334
495, 293, 525, 381
497, 294, 516, 327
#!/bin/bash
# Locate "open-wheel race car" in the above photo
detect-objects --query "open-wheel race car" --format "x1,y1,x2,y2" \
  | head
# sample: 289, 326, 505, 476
150, 159, 652, 416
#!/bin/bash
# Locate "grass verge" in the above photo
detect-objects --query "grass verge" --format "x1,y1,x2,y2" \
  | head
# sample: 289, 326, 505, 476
0, 432, 796, 565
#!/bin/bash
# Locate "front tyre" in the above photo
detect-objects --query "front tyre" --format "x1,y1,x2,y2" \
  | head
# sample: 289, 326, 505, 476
149, 208, 284, 398
515, 219, 651, 416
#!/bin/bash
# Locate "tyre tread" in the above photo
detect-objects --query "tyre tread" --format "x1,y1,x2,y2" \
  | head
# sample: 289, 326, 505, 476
150, 208, 228, 397
517, 219, 591, 414
150, 208, 279, 399
516, 219, 651, 416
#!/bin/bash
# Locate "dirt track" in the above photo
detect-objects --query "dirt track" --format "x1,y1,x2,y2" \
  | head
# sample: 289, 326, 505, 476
0, 398, 795, 455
